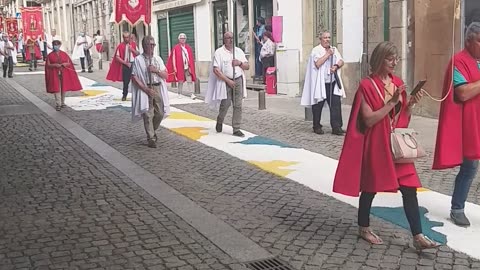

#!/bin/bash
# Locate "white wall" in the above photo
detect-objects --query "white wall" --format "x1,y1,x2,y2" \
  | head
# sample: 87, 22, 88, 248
276, 0, 303, 55
194, 1, 212, 62
342, 0, 363, 63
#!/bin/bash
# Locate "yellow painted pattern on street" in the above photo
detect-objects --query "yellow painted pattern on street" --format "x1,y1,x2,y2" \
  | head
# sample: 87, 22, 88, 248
170, 127, 209, 141
82, 90, 109, 96
248, 160, 298, 177
168, 112, 211, 122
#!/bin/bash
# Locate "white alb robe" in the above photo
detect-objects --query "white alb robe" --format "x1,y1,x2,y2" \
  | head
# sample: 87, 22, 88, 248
129, 54, 170, 122
72, 36, 93, 60
301, 45, 346, 107
205, 46, 248, 109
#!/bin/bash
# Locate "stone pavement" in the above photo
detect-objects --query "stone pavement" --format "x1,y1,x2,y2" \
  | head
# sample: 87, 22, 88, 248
0, 64, 478, 269
0, 79, 248, 269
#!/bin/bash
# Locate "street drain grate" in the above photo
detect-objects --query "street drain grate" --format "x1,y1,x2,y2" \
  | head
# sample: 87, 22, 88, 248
244, 258, 293, 270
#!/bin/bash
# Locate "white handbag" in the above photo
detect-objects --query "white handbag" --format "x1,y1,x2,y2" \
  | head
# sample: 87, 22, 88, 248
368, 77, 426, 163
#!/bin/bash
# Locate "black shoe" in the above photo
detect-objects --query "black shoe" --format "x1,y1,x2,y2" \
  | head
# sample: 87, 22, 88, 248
121, 97, 127, 101
216, 122, 222, 133
313, 127, 324, 135
29, 68, 32, 71
332, 128, 345, 136
233, 130, 245, 137
88, 70, 93, 73
81, 69, 86, 73
8, 76, 12, 78
450, 212, 471, 227
147, 140, 157, 148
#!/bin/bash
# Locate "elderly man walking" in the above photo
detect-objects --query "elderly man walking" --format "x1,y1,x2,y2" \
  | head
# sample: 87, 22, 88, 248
205, 32, 249, 138
433, 22, 480, 227
301, 31, 346, 136
107, 31, 139, 101
130, 35, 170, 148
166, 33, 197, 99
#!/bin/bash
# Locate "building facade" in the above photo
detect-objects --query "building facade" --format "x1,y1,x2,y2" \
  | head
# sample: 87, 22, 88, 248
150, 0, 327, 97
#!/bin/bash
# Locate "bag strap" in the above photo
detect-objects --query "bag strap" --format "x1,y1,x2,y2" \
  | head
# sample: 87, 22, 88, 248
367, 76, 400, 130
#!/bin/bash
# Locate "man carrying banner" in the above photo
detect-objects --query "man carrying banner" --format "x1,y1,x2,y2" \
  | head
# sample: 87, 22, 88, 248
130, 35, 170, 148
72, 32, 94, 73
107, 31, 139, 101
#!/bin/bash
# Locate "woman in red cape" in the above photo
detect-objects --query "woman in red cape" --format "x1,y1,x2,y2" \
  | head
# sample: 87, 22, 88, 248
45, 40, 82, 111
25, 37, 42, 69
332, 42, 439, 250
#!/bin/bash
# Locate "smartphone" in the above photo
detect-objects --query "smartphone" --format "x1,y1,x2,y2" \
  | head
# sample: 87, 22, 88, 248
410, 80, 427, 96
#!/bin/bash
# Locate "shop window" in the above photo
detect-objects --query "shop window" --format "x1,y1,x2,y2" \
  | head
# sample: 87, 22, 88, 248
214, 0, 228, 49
462, 0, 480, 46
234, 0, 249, 53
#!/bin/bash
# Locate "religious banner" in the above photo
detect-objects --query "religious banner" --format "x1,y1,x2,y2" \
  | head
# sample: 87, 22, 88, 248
115, 0, 151, 25
20, 7, 43, 41
5, 18, 18, 38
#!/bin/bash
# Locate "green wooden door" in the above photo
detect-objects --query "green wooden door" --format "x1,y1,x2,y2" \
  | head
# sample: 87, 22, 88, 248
157, 18, 169, 61
169, 8, 195, 59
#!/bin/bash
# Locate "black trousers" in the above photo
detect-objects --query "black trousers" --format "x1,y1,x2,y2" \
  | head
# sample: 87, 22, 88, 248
29, 53, 37, 69
80, 50, 93, 71
358, 186, 422, 236
312, 81, 343, 130
122, 65, 133, 98
2, 56, 13, 77
261, 56, 275, 84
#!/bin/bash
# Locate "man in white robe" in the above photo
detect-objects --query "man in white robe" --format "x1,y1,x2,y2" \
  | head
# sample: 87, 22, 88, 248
45, 29, 62, 54
301, 31, 346, 135
130, 35, 170, 148
0, 35, 17, 78
205, 31, 249, 137
72, 32, 93, 73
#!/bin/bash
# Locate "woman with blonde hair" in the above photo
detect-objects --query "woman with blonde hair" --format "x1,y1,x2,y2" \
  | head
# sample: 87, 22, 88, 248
332, 41, 440, 251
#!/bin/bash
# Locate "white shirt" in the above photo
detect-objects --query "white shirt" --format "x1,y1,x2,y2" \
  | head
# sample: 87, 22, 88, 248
124, 44, 135, 63
181, 45, 189, 70
94, 35, 104, 44
312, 46, 343, 83
132, 54, 166, 84
213, 46, 248, 79
260, 38, 275, 59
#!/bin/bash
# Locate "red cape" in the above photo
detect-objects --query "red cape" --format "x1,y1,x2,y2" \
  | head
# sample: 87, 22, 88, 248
166, 43, 196, 83
45, 51, 82, 93
333, 74, 421, 197
25, 43, 42, 61
106, 42, 137, 82
433, 49, 480, 169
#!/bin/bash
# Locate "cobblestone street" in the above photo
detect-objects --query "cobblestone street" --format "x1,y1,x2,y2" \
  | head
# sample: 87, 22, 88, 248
1, 66, 480, 269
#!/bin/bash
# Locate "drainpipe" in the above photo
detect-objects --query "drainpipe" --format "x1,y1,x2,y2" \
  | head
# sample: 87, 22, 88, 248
361, 0, 369, 78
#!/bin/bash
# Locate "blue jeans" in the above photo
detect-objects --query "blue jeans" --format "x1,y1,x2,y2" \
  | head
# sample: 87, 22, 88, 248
451, 159, 479, 212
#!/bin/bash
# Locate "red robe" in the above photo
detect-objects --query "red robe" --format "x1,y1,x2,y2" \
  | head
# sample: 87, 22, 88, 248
45, 51, 82, 93
25, 42, 42, 61
333, 74, 421, 197
106, 42, 137, 82
166, 43, 197, 83
433, 49, 480, 169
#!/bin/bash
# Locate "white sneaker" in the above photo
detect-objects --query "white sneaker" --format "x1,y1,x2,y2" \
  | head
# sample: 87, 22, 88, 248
191, 94, 197, 100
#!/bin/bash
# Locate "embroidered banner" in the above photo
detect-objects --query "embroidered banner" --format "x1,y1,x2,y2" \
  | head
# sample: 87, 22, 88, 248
21, 7, 43, 41
0, 17, 4, 33
5, 18, 18, 38
115, 0, 151, 25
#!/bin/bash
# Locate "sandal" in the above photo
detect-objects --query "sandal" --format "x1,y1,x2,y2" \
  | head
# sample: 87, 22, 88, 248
413, 234, 440, 252
61, 104, 67, 108
55, 106, 61, 111
359, 227, 384, 245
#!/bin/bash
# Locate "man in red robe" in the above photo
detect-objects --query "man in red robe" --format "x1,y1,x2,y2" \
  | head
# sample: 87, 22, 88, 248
45, 40, 82, 111
433, 22, 480, 227
166, 33, 197, 99
25, 36, 41, 71
106, 31, 139, 101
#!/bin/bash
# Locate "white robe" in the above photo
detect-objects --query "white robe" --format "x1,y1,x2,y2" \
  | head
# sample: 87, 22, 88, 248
0, 41, 17, 65
129, 54, 170, 122
72, 36, 93, 60
205, 46, 248, 109
301, 45, 346, 107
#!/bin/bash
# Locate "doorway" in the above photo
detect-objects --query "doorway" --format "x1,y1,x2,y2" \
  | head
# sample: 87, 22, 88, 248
213, 0, 228, 50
